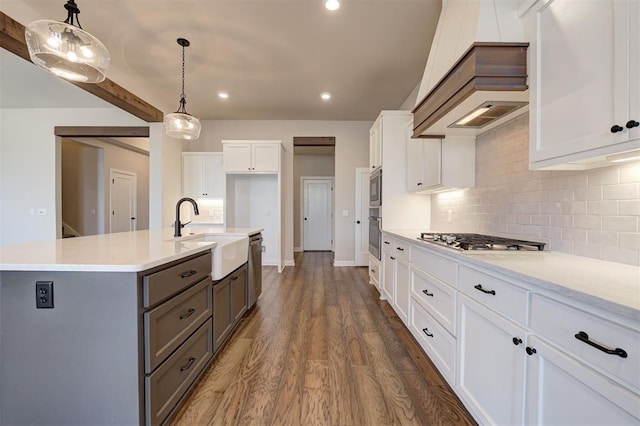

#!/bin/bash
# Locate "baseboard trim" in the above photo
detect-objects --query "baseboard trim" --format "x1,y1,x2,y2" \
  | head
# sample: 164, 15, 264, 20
285, 259, 295, 267
294, 247, 303, 252
333, 260, 356, 267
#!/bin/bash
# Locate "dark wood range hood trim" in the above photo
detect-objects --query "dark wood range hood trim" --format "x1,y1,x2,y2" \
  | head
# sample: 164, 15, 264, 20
412, 42, 529, 138
0, 11, 164, 123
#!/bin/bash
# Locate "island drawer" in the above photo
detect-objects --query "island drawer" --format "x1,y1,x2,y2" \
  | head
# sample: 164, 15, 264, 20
144, 278, 212, 373
458, 265, 528, 326
411, 266, 456, 335
145, 318, 213, 426
143, 253, 211, 308
394, 240, 411, 260
531, 294, 639, 391
412, 247, 457, 287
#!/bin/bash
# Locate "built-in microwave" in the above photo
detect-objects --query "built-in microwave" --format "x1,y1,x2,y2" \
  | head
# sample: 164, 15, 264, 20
369, 168, 381, 207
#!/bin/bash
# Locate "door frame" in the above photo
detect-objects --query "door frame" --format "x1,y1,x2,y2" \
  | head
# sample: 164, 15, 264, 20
109, 168, 137, 233
300, 176, 334, 251
354, 167, 370, 266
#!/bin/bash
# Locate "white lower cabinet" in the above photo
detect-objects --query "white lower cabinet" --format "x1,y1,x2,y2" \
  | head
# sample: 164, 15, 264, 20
457, 294, 527, 426
382, 248, 394, 302
368, 254, 380, 288
393, 257, 410, 324
525, 336, 640, 425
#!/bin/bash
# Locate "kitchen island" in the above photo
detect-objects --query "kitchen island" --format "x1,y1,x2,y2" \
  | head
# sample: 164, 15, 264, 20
0, 227, 262, 426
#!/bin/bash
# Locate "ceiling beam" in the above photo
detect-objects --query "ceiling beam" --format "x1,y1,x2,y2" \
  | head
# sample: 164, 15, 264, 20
54, 126, 149, 138
0, 11, 164, 123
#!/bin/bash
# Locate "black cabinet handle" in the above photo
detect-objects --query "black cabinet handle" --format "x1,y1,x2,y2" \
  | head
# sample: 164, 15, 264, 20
390, 256, 396, 260
611, 124, 624, 133
422, 289, 434, 297
180, 270, 197, 278
512, 337, 523, 346
396, 247, 404, 251
180, 357, 196, 372
231, 276, 238, 281
574, 331, 628, 358
626, 120, 639, 129
384, 241, 390, 245
526, 347, 537, 356
417, 182, 423, 186
422, 327, 433, 337
474, 284, 496, 295
179, 308, 196, 320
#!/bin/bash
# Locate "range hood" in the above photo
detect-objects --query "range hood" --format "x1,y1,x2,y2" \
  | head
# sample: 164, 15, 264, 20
412, 0, 529, 138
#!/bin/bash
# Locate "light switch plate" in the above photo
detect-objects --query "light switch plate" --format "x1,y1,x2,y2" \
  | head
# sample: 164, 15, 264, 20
342, 210, 349, 217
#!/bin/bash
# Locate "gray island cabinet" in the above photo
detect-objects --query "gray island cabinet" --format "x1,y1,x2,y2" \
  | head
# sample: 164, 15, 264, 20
0, 250, 214, 426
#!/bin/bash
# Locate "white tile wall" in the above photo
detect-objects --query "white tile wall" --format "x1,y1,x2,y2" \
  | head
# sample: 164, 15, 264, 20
431, 114, 640, 266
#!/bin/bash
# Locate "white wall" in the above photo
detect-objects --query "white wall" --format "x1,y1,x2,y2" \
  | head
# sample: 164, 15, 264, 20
294, 154, 335, 250
0, 107, 150, 245
431, 114, 640, 266
184, 120, 371, 264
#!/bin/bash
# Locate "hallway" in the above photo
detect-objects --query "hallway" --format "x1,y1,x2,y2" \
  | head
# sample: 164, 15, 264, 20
172, 252, 475, 425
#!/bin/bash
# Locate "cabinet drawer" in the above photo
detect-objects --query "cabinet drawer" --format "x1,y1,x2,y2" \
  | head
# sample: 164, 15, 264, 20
394, 240, 411, 260
410, 266, 456, 335
369, 255, 380, 285
410, 299, 456, 385
382, 236, 394, 253
458, 265, 528, 326
531, 294, 640, 391
143, 253, 211, 308
145, 319, 213, 426
144, 278, 212, 373
412, 246, 457, 287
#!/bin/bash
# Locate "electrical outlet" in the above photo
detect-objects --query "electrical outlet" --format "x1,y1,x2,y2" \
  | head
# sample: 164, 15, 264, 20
261, 246, 266, 252
36, 281, 54, 309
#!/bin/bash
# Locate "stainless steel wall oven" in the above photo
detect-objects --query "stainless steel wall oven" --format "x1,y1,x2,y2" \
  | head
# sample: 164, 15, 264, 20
368, 207, 381, 260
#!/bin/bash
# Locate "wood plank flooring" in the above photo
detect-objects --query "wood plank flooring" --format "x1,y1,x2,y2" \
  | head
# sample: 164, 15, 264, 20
171, 252, 476, 426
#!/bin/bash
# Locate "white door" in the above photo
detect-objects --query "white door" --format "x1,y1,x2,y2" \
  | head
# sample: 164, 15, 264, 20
110, 170, 136, 233
354, 167, 370, 265
303, 178, 332, 251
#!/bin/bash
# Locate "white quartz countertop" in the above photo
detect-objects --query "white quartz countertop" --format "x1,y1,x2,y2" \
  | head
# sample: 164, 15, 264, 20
0, 227, 264, 272
386, 230, 640, 318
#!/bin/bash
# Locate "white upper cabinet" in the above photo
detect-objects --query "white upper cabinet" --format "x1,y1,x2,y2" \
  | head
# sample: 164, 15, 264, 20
222, 141, 281, 173
526, 0, 640, 169
406, 122, 475, 194
369, 118, 382, 171
182, 153, 224, 198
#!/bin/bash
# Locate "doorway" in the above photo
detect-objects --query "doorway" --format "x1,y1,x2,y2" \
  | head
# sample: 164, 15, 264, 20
302, 177, 334, 251
354, 167, 370, 266
110, 169, 137, 233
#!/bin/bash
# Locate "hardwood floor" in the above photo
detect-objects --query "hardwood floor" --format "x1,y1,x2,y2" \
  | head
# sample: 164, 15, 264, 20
171, 252, 476, 426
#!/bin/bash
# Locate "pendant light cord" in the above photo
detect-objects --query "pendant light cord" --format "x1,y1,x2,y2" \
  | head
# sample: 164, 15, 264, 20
179, 43, 187, 112
63, 0, 82, 29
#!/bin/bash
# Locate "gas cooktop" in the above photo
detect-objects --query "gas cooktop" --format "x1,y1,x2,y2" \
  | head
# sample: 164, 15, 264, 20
418, 233, 546, 251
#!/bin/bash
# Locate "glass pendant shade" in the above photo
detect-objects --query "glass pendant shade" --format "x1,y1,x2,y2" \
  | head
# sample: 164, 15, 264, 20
164, 111, 201, 140
25, 19, 109, 83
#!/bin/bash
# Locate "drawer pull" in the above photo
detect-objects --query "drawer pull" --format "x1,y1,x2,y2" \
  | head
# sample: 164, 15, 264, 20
422, 327, 433, 337
390, 256, 396, 260
526, 346, 537, 356
180, 357, 196, 372
231, 276, 238, 281
180, 270, 198, 279
422, 289, 434, 297
371, 268, 376, 273
574, 331, 628, 358
384, 241, 390, 245
179, 308, 196, 320
396, 247, 404, 251
474, 284, 496, 295
512, 337, 522, 346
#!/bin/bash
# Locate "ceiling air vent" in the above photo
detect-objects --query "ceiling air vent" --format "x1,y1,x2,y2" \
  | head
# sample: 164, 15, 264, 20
449, 101, 528, 129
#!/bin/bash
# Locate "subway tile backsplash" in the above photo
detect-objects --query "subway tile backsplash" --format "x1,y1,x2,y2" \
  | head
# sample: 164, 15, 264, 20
431, 114, 640, 266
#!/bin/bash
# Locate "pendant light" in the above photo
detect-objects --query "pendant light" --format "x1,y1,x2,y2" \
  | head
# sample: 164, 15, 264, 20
25, 0, 109, 83
164, 38, 201, 140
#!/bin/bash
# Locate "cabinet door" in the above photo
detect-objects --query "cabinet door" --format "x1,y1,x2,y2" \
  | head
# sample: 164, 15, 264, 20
630, 0, 640, 142
382, 249, 395, 302
393, 257, 410, 325
213, 279, 232, 352
421, 139, 441, 189
203, 154, 224, 198
526, 336, 640, 425
370, 118, 382, 170
458, 294, 527, 425
231, 267, 247, 323
182, 155, 205, 197
223, 144, 252, 172
529, 0, 629, 165
406, 138, 424, 192
252, 144, 280, 172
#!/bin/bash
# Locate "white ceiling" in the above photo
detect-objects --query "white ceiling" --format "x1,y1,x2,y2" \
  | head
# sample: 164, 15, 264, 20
1, 0, 441, 121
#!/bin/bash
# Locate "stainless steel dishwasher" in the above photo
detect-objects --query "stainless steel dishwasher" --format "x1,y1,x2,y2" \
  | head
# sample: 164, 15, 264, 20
248, 233, 263, 308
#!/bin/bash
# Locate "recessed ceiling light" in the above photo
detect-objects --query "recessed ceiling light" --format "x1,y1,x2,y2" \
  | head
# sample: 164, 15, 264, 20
321, 92, 331, 101
218, 92, 229, 99
325, 0, 340, 11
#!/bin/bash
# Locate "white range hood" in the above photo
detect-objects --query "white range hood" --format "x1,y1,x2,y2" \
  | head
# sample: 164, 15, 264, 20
412, 0, 529, 138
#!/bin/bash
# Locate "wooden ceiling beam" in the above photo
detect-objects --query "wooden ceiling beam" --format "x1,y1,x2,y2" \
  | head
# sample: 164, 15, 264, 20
0, 11, 164, 123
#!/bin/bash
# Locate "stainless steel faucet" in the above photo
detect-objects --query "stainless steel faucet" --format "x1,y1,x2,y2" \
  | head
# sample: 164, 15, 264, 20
174, 197, 200, 237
